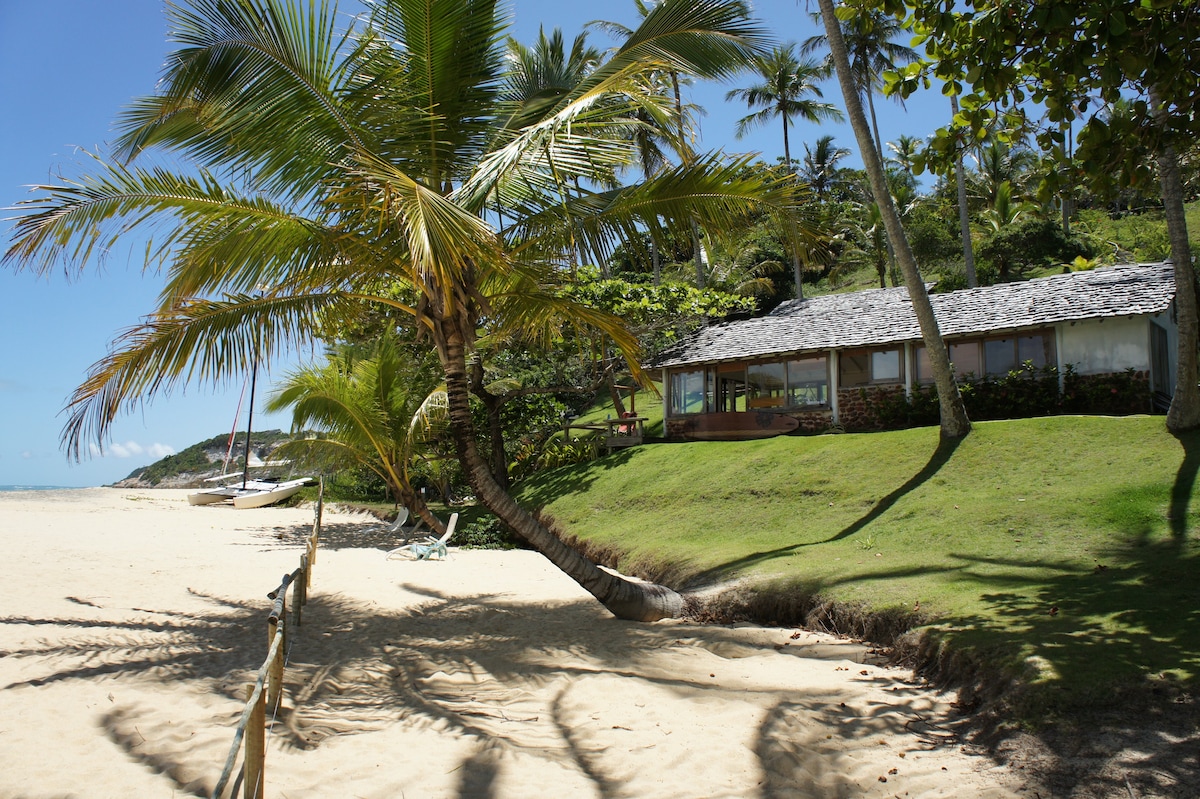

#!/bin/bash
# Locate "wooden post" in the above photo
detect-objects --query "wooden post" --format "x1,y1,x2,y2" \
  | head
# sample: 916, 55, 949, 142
244, 684, 265, 799
267, 619, 283, 713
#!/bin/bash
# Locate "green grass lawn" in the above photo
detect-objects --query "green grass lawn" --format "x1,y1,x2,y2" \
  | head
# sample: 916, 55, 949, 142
516, 415, 1200, 714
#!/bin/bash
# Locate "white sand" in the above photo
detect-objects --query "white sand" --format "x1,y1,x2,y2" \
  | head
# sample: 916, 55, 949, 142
0, 488, 1028, 798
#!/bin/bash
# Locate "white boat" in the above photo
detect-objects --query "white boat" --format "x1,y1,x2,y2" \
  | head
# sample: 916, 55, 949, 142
232, 478, 311, 509
188, 478, 309, 508
186, 354, 311, 509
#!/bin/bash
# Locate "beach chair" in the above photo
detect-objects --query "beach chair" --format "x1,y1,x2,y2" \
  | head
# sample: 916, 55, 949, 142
386, 513, 457, 560
368, 507, 408, 534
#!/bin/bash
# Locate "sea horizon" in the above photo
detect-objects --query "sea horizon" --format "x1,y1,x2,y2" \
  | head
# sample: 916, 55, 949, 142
0, 484, 95, 492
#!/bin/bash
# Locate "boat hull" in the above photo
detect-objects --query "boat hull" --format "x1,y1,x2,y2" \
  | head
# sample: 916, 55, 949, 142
679, 411, 799, 441
189, 478, 311, 509
232, 481, 308, 509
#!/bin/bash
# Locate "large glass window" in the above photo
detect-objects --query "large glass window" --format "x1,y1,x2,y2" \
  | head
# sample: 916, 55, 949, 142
787, 356, 828, 406
840, 348, 903, 387
747, 362, 786, 408
669, 369, 706, 415
949, 341, 982, 378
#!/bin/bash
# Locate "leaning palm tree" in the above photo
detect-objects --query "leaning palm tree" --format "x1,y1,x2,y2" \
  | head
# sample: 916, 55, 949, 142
815, 0, 970, 438
267, 337, 449, 532
6, 0, 792, 621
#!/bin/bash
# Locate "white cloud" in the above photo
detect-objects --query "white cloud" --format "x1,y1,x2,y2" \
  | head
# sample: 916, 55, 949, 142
89, 441, 176, 460
145, 443, 176, 460
21, 451, 33, 460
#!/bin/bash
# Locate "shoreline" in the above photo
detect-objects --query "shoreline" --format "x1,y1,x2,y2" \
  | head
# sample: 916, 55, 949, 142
0, 487, 1029, 797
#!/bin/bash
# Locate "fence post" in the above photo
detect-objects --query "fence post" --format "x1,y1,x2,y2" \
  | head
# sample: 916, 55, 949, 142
244, 684, 265, 799
267, 618, 284, 713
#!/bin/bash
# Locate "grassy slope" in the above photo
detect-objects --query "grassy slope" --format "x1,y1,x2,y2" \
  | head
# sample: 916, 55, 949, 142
518, 415, 1200, 709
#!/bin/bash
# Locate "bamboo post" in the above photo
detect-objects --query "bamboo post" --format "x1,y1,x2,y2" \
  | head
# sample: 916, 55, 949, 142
266, 617, 283, 713
294, 556, 307, 625
244, 684, 265, 799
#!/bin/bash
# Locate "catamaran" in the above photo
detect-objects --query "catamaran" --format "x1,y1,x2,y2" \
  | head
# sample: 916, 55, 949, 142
187, 351, 311, 509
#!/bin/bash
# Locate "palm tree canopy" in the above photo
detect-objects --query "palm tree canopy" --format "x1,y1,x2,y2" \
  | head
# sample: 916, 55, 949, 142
726, 43, 842, 140
5, 0, 795, 457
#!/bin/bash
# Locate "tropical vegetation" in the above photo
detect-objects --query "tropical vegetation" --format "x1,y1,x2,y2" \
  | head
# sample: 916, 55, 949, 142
4, 0, 1199, 628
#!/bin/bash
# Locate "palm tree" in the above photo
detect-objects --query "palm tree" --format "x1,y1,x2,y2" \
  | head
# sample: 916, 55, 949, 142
885, 134, 921, 179
815, 0, 970, 438
803, 7, 918, 165
267, 337, 450, 532
726, 44, 843, 173
725, 44, 842, 299
6, 0, 792, 621
800, 134, 851, 198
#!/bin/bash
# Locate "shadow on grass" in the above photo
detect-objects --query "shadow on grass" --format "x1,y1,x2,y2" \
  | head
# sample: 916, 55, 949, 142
1170, 429, 1200, 543
687, 435, 963, 587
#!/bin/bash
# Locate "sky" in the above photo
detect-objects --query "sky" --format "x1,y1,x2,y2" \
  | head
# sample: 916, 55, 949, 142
0, 0, 950, 487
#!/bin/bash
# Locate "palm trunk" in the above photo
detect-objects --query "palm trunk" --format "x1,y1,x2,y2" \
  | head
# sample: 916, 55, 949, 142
434, 314, 682, 621
950, 95, 978, 288
397, 481, 445, 535
783, 117, 804, 300
818, 0, 970, 439
1150, 87, 1200, 433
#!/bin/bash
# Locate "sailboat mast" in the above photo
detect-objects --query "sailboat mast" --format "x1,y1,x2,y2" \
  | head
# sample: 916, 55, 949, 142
241, 354, 259, 489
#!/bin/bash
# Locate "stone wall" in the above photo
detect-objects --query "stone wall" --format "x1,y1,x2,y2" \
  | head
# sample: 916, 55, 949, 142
837, 385, 908, 432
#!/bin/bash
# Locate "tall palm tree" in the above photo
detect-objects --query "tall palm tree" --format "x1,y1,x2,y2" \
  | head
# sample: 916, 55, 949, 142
803, 7, 917, 164
815, 0, 970, 438
726, 44, 840, 299
5, 0, 792, 620
267, 337, 449, 532
726, 44, 842, 173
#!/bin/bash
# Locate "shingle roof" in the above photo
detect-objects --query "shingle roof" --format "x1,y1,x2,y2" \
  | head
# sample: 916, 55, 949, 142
653, 262, 1176, 369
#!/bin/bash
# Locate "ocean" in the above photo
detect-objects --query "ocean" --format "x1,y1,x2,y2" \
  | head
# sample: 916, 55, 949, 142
0, 485, 89, 492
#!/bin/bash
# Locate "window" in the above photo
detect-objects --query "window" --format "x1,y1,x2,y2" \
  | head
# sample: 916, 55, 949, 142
916, 330, 1055, 383
747, 362, 786, 408
840, 348, 903, 387
787, 356, 828, 406
668, 369, 706, 415
984, 337, 1017, 376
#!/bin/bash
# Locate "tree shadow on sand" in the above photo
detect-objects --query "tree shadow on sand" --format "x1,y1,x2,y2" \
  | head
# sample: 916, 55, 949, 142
0, 581, 997, 798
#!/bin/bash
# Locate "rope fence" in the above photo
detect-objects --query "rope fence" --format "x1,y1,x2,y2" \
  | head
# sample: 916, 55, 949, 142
211, 479, 324, 799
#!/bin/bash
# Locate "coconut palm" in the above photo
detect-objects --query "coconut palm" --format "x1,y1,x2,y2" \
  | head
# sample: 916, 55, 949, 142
266, 336, 449, 532
726, 44, 841, 299
815, 0, 970, 438
886, 134, 922, 179
726, 44, 843, 173
803, 7, 918, 168
5, 0, 793, 620
800, 134, 851, 198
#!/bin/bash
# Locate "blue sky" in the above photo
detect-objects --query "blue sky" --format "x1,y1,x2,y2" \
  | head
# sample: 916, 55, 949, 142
0, 0, 947, 487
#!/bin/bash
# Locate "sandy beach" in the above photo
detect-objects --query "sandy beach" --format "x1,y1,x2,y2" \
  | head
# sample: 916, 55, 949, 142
0, 488, 1028, 798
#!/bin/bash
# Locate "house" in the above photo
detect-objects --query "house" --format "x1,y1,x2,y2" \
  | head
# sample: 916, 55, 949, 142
652, 262, 1179, 438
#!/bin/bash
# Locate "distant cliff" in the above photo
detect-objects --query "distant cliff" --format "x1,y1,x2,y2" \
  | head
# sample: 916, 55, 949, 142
112, 430, 300, 488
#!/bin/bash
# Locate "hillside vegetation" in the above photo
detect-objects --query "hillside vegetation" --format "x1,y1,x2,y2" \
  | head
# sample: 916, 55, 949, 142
517, 415, 1199, 714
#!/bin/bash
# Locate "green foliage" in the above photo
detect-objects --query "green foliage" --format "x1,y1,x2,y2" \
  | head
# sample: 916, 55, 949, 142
510, 435, 602, 483
1076, 208, 1173, 263
453, 515, 524, 549
977, 217, 1094, 280
861, 363, 1151, 431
